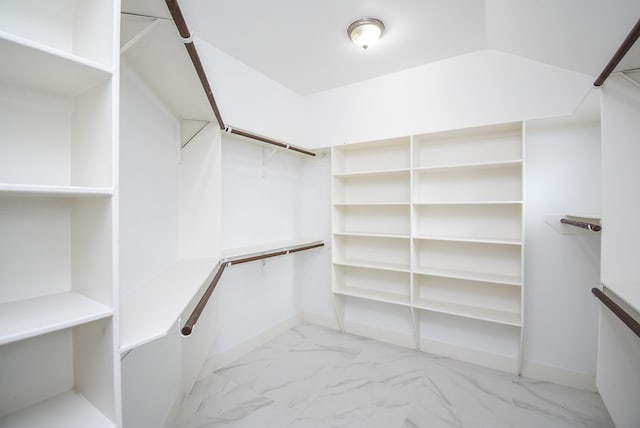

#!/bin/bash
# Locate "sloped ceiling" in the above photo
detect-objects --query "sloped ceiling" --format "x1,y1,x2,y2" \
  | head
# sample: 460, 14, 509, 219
178, 0, 640, 95
123, 0, 640, 95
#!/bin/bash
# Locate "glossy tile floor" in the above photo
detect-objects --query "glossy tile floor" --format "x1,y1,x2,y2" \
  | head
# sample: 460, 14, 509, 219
172, 322, 614, 428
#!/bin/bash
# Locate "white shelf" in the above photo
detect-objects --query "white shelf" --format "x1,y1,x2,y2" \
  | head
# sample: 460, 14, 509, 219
413, 159, 522, 172
120, 17, 214, 121
333, 167, 411, 177
334, 286, 411, 306
334, 260, 411, 273
414, 267, 521, 286
414, 235, 521, 245
0, 292, 112, 346
0, 31, 112, 96
0, 390, 114, 428
334, 232, 410, 239
413, 163, 522, 203
0, 184, 113, 197
414, 299, 521, 326
413, 200, 522, 206
119, 257, 219, 352
333, 137, 410, 174
334, 202, 411, 206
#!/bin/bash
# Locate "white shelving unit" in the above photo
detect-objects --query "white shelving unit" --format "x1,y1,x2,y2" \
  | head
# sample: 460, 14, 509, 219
331, 123, 525, 372
0, 1, 120, 426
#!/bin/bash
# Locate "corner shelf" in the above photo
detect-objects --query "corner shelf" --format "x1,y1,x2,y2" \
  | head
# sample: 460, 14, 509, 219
119, 257, 219, 352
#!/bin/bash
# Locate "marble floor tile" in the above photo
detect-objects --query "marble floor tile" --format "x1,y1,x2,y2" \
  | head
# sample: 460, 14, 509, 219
513, 377, 615, 428
172, 322, 614, 428
173, 373, 297, 428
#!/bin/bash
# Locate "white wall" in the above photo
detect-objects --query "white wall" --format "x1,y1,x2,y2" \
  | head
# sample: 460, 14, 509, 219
119, 61, 183, 428
303, 50, 592, 148
598, 74, 640, 428
206, 135, 306, 356
195, 37, 305, 149
523, 94, 602, 386
119, 61, 181, 297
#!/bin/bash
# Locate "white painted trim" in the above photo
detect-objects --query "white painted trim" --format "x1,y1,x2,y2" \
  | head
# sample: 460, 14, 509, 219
520, 361, 596, 392
344, 320, 416, 349
420, 337, 519, 374
303, 312, 340, 330
301, 314, 596, 391
198, 313, 304, 377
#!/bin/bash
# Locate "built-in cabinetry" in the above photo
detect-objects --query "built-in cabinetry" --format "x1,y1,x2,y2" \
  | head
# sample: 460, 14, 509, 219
332, 123, 524, 370
0, 1, 120, 426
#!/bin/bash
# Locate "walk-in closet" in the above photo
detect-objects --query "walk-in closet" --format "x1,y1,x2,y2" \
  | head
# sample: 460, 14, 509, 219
1, 1, 639, 427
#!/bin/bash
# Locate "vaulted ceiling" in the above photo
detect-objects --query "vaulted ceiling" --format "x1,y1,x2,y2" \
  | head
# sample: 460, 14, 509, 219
174, 0, 640, 95
123, 0, 640, 95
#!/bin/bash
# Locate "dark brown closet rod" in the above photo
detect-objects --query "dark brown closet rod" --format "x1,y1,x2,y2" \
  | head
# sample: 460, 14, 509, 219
592, 288, 640, 338
594, 17, 640, 86
225, 241, 325, 266
165, 0, 315, 157
181, 262, 227, 336
560, 218, 601, 232
181, 241, 324, 336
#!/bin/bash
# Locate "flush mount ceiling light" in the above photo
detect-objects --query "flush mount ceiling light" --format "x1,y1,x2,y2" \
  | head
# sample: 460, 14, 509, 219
347, 18, 385, 50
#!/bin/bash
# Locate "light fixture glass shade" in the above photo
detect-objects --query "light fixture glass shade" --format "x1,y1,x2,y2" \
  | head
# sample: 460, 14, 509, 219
348, 18, 385, 49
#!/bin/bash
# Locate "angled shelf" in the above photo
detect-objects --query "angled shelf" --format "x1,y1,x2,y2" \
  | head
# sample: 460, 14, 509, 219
119, 257, 219, 352
120, 14, 214, 122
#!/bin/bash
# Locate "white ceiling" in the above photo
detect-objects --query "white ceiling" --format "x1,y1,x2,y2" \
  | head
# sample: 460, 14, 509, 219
127, 0, 640, 96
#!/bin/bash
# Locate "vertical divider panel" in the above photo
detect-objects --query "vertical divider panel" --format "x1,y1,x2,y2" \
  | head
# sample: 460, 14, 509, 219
409, 135, 420, 348
331, 145, 346, 330
518, 122, 526, 374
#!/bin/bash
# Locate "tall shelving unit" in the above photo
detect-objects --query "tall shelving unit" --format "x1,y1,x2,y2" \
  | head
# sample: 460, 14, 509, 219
0, 1, 121, 426
332, 137, 412, 306
332, 123, 525, 372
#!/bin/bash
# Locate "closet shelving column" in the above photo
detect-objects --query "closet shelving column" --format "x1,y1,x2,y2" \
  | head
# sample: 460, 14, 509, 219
0, 1, 120, 426
411, 123, 524, 366
331, 138, 412, 306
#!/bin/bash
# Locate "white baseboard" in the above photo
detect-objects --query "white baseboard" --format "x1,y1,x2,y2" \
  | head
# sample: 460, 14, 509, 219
301, 313, 596, 391
188, 312, 596, 395
199, 313, 304, 376
344, 320, 416, 349
303, 311, 340, 329
420, 337, 519, 374
521, 361, 596, 391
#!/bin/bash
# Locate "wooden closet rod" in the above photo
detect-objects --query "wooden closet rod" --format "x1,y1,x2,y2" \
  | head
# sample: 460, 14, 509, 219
225, 241, 325, 266
165, 0, 225, 129
592, 288, 640, 338
594, 17, 640, 87
181, 241, 324, 336
181, 262, 227, 336
165, 0, 315, 157
224, 126, 316, 157
560, 218, 601, 232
